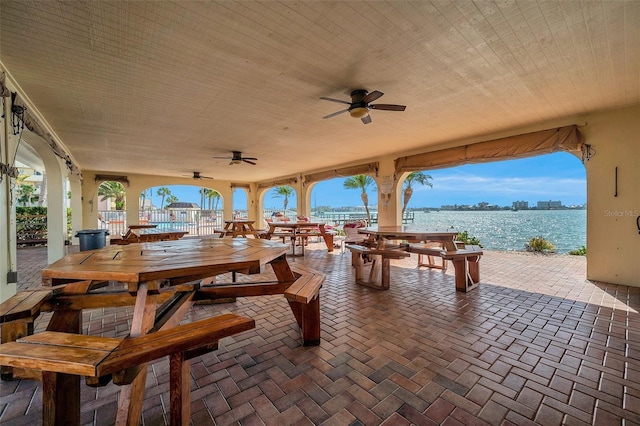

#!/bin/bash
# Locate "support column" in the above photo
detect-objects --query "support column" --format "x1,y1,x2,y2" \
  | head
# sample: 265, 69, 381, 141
0, 93, 18, 303
69, 177, 83, 246
375, 156, 399, 227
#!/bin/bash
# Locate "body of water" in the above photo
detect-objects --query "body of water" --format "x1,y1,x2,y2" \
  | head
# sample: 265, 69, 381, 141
410, 210, 586, 254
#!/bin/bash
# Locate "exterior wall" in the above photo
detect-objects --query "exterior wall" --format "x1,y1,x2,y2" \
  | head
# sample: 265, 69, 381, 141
584, 105, 640, 286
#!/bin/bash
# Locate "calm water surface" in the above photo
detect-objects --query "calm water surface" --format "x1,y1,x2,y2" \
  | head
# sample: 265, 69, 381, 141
411, 210, 586, 254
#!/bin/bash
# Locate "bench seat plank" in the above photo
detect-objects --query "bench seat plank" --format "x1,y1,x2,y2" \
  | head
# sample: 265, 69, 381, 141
101, 314, 254, 375
0, 332, 121, 376
346, 244, 410, 290
0, 289, 53, 323
284, 273, 324, 304
0, 313, 256, 426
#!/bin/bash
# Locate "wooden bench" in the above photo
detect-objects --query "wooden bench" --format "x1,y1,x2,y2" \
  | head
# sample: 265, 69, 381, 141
0, 288, 57, 379
408, 244, 483, 292
346, 244, 411, 290
285, 264, 325, 346
407, 243, 448, 271
0, 313, 255, 426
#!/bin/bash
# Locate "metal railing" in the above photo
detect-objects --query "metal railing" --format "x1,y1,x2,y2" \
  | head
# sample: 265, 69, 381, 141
311, 211, 414, 225
98, 210, 224, 237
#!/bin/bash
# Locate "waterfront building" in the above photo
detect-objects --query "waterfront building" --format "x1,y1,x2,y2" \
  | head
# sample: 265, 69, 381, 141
513, 201, 529, 210
537, 200, 563, 209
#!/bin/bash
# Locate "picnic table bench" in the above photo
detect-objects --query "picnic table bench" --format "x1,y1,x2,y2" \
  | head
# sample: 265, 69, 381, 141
407, 244, 483, 291
262, 221, 335, 256
0, 314, 255, 426
110, 225, 188, 245
348, 227, 484, 292
0, 238, 323, 425
346, 244, 411, 290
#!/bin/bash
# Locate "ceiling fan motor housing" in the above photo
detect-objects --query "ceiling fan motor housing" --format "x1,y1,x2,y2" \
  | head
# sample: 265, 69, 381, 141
349, 90, 370, 118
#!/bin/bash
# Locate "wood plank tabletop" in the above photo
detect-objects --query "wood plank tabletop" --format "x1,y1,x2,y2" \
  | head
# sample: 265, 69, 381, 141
42, 237, 289, 286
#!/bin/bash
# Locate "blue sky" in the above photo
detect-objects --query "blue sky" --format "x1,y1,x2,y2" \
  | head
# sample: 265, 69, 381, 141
148, 152, 586, 210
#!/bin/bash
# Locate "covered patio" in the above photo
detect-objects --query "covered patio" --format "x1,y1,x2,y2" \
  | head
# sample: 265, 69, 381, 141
4, 243, 639, 425
1, 1, 639, 425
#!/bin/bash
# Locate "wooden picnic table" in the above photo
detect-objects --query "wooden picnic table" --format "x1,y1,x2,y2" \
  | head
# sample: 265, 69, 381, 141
358, 226, 459, 251
349, 226, 482, 292
262, 221, 335, 256
221, 219, 261, 238
111, 225, 188, 244
26, 237, 323, 425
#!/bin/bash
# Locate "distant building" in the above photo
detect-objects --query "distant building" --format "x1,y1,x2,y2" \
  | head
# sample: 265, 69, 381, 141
512, 201, 528, 210
166, 202, 201, 223
537, 200, 562, 209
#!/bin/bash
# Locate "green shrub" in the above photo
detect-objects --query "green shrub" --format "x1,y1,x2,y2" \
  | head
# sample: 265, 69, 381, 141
526, 236, 555, 253
456, 230, 482, 247
569, 245, 587, 256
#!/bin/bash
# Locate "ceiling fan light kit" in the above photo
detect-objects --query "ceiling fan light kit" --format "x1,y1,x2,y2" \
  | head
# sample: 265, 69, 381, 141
212, 151, 258, 166
349, 107, 369, 119
320, 89, 406, 124
186, 171, 214, 180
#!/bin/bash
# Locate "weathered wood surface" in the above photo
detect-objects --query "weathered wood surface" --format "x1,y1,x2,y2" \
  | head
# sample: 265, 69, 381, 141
358, 226, 459, 251
42, 238, 289, 286
346, 244, 410, 291
263, 222, 334, 254
0, 314, 255, 426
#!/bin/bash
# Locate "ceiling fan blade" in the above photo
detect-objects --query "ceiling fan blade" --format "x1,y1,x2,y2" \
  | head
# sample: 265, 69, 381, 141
361, 115, 372, 124
202, 176, 214, 179
242, 157, 258, 161
370, 104, 406, 111
242, 159, 257, 165
322, 109, 349, 119
319, 96, 351, 105
212, 156, 231, 160
363, 90, 384, 103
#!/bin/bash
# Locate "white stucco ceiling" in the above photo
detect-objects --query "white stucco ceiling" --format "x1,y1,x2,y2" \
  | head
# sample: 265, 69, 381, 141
1, 1, 638, 182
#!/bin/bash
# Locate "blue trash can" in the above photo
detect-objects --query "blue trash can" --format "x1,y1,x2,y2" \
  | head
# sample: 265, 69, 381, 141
76, 229, 109, 251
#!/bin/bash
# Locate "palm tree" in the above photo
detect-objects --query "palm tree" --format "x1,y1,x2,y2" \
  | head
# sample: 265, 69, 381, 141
205, 189, 221, 211
98, 181, 126, 210
272, 186, 294, 212
164, 194, 179, 209
343, 174, 375, 224
156, 187, 171, 210
37, 173, 47, 207
17, 183, 36, 206
199, 187, 207, 210
139, 190, 146, 210
402, 171, 433, 219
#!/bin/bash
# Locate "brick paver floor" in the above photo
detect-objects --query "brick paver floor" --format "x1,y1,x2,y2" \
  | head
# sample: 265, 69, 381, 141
2, 242, 639, 425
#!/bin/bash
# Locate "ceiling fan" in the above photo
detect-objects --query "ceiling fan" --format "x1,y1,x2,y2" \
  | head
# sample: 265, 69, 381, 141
320, 89, 406, 124
212, 151, 258, 165
183, 171, 214, 180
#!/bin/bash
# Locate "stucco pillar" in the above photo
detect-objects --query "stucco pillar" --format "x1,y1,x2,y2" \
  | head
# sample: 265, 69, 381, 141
125, 184, 141, 226
69, 176, 83, 246
43, 155, 67, 263
0, 99, 18, 302
375, 156, 399, 226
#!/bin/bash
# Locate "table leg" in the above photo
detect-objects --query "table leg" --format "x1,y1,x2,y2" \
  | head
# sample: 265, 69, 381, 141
271, 255, 321, 345
319, 226, 334, 252
41, 280, 92, 425
169, 352, 190, 426
287, 296, 321, 346
42, 371, 80, 426
115, 282, 158, 425
451, 257, 481, 292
